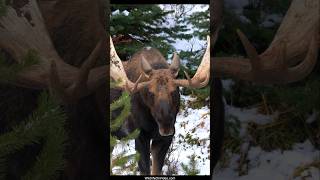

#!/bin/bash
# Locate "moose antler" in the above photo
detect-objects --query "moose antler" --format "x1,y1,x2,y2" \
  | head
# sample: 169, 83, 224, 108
0, 0, 107, 103
213, 0, 319, 84
110, 37, 151, 93
173, 36, 211, 88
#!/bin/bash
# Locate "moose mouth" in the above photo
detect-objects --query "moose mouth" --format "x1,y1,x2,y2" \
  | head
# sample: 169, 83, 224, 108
154, 114, 176, 136
157, 122, 175, 136
159, 127, 175, 137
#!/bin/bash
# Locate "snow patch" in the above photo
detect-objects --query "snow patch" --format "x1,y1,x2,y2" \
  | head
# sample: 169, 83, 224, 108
213, 104, 320, 180
214, 140, 319, 180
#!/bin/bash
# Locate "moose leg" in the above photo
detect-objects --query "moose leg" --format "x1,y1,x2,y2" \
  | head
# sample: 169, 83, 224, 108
135, 132, 151, 175
150, 136, 173, 175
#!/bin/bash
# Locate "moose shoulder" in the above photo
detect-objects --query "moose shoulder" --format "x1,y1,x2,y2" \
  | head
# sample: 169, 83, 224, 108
110, 37, 210, 175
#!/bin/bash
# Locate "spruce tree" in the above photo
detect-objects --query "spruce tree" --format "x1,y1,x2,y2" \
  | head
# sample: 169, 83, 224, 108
181, 153, 200, 175
0, 50, 68, 179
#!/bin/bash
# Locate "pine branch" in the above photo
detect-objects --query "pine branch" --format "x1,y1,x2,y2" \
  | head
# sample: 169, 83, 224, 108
0, 50, 39, 84
0, 92, 68, 180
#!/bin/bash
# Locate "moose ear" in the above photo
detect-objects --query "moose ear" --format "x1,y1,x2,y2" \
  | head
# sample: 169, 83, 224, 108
169, 52, 180, 78
141, 56, 153, 78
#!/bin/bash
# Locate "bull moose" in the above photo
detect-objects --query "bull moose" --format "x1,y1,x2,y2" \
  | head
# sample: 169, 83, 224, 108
211, 0, 319, 170
110, 36, 210, 175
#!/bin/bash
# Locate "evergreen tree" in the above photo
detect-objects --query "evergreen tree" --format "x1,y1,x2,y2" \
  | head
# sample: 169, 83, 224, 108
181, 153, 200, 175
0, 50, 39, 84
0, 91, 67, 179
0, 49, 68, 179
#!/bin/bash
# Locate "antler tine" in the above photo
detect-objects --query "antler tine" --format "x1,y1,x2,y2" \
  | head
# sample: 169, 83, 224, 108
69, 40, 103, 97
183, 71, 192, 85
236, 29, 261, 71
125, 74, 143, 93
49, 61, 69, 102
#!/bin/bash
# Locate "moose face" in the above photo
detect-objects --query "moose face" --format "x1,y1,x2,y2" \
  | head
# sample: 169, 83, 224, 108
141, 69, 180, 136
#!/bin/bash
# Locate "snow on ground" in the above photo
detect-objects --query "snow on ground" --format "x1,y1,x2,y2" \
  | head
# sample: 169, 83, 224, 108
112, 140, 137, 175
164, 94, 210, 175
212, 80, 320, 179
225, 105, 274, 138
213, 138, 319, 180
111, 94, 210, 175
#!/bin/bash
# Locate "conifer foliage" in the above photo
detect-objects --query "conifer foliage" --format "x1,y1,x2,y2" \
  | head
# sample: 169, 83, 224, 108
0, 91, 67, 180
110, 81, 140, 175
0, 37, 67, 179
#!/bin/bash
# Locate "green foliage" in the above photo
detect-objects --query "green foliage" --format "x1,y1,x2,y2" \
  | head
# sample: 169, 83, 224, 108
179, 132, 200, 146
274, 78, 320, 114
110, 91, 131, 132
223, 115, 242, 153
186, 5, 209, 39
181, 153, 200, 175
0, 49, 67, 179
110, 80, 140, 175
0, 0, 6, 17
0, 92, 67, 180
181, 87, 210, 109
247, 117, 308, 151
110, 80, 132, 151
0, 50, 39, 84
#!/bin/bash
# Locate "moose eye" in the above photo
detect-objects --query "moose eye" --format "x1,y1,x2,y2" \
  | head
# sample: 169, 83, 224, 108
147, 92, 155, 105
149, 92, 155, 99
